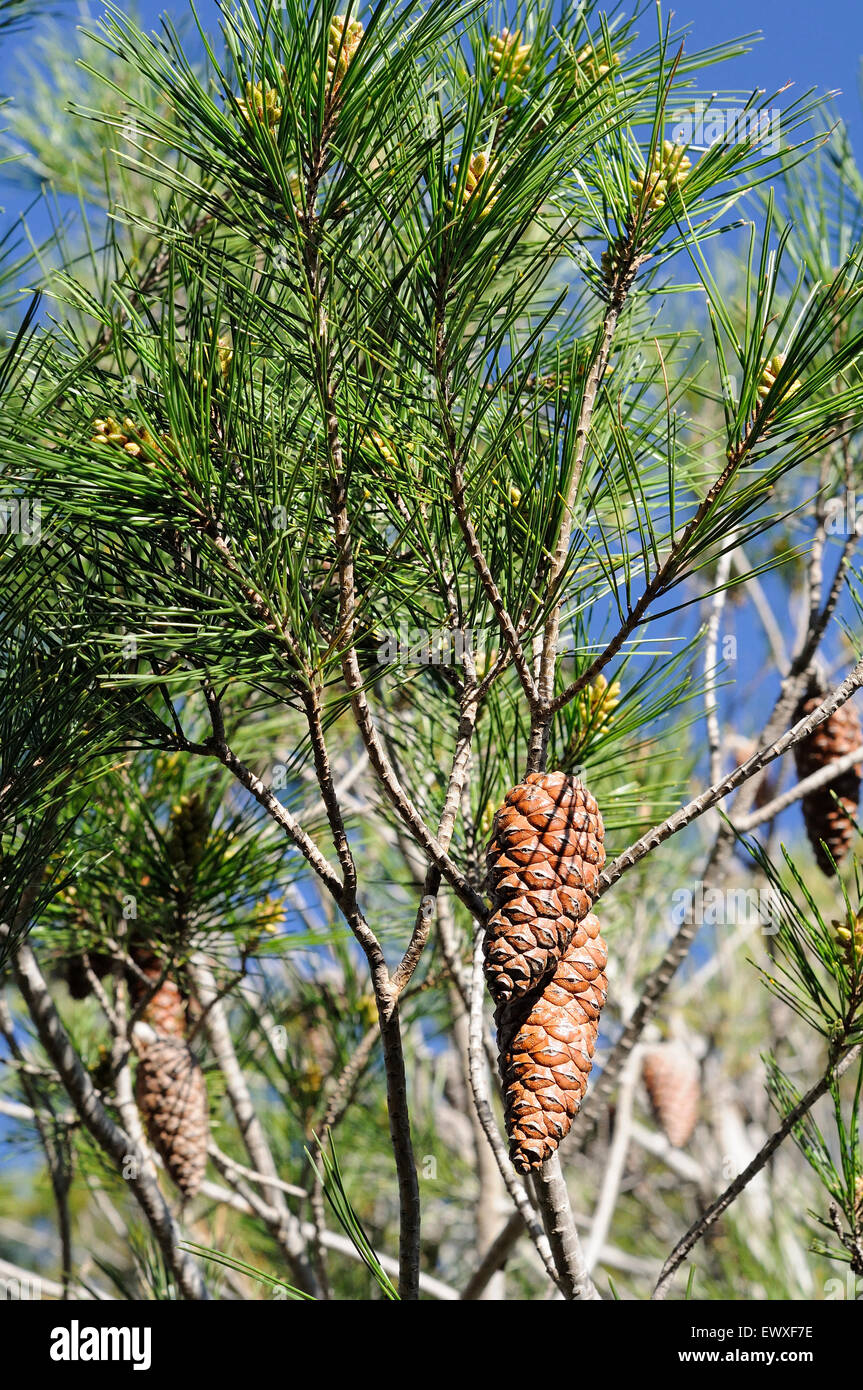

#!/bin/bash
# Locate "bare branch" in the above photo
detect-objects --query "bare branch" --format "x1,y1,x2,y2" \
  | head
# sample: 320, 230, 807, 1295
190, 955, 320, 1296
735, 743, 863, 832
598, 658, 863, 897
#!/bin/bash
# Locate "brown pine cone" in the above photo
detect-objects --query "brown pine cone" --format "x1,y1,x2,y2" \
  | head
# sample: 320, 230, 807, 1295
642, 1043, 700, 1149
128, 946, 187, 1038
135, 1035, 208, 1199
484, 771, 607, 1173
497, 912, 608, 1171
794, 692, 862, 875
484, 772, 605, 1005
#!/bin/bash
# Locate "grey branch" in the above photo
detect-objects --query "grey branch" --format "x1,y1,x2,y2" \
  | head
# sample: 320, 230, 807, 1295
598, 657, 863, 897
734, 743, 863, 832
191, 956, 320, 1296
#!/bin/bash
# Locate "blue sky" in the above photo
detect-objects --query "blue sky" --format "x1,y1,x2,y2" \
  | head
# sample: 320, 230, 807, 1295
685, 0, 861, 138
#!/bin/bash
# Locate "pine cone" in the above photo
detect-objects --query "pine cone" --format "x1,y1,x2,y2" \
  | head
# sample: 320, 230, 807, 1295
794, 691, 862, 875
484, 771, 607, 1172
128, 946, 187, 1038
642, 1043, 700, 1148
497, 913, 608, 1172
135, 1036, 208, 1199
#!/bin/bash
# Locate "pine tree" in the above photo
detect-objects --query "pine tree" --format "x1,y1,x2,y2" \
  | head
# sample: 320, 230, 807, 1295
2, 0, 863, 1306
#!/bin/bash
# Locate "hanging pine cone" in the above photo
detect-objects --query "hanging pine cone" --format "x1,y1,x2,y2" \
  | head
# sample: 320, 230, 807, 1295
135, 1034, 208, 1200
642, 1043, 700, 1148
484, 771, 607, 1173
128, 945, 187, 1038
793, 686, 862, 875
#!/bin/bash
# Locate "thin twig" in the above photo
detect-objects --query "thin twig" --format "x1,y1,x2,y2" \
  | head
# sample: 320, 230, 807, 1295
732, 546, 789, 674
199, 1172, 459, 1300
583, 1049, 640, 1272
597, 658, 863, 898
190, 955, 319, 1296
734, 743, 863, 833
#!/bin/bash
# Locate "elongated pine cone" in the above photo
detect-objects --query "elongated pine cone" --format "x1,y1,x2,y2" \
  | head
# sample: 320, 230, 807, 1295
484, 772, 607, 1173
793, 691, 862, 875
642, 1043, 700, 1148
135, 1035, 208, 1199
128, 946, 187, 1038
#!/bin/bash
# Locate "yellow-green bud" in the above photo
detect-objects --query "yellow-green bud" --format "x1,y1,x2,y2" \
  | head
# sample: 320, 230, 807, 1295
451, 151, 500, 215
237, 80, 282, 128
91, 414, 164, 467
756, 353, 801, 407
575, 673, 622, 736
489, 29, 532, 91
327, 16, 364, 88
631, 141, 691, 212
573, 41, 620, 84
365, 429, 399, 470
832, 913, 863, 972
